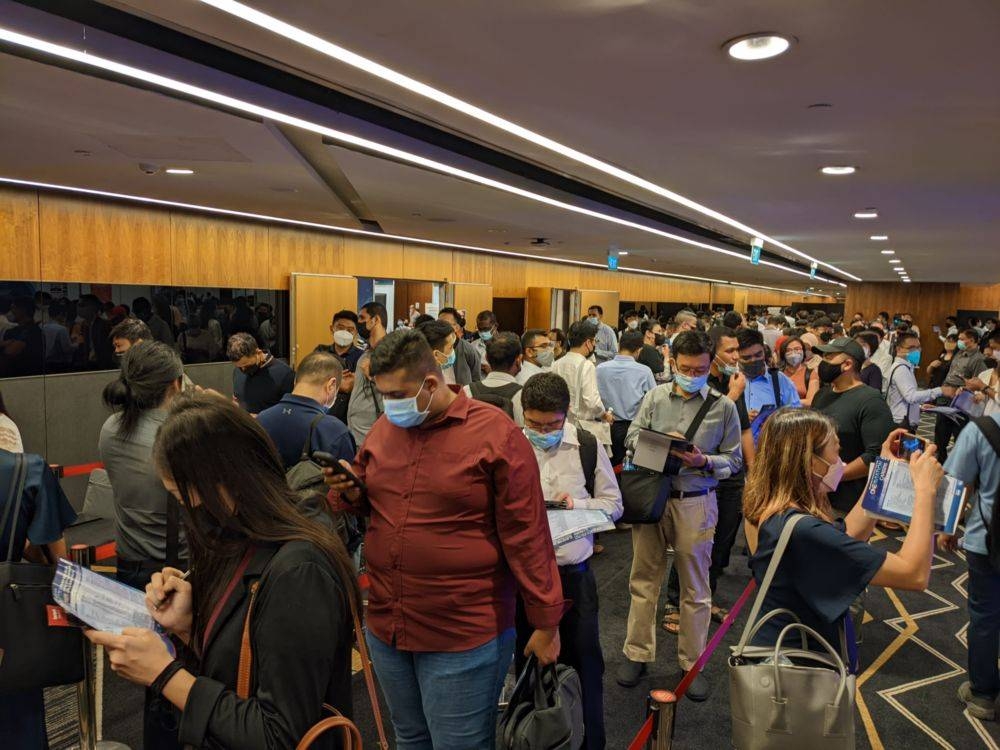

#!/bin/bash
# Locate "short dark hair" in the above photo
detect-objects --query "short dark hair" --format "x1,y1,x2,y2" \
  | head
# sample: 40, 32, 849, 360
736, 328, 764, 351
295, 350, 343, 385
640, 319, 661, 335
959, 328, 979, 342
413, 313, 435, 326
767, 315, 786, 327
476, 310, 496, 327
622, 309, 638, 320
438, 306, 466, 328
619, 330, 644, 353
568, 321, 598, 348
521, 372, 570, 415
360, 301, 387, 329
110, 318, 152, 343
672, 330, 714, 359
894, 332, 920, 353
226, 332, 259, 361
855, 331, 880, 356
811, 317, 833, 329
521, 329, 548, 350
587, 305, 603, 316
722, 311, 743, 329
370, 328, 437, 379
416, 319, 454, 350
332, 309, 358, 325
708, 325, 737, 350
486, 332, 521, 370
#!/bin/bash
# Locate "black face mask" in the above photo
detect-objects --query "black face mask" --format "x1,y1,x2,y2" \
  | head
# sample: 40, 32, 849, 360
240, 363, 260, 377
357, 321, 371, 341
818, 360, 844, 384
654, 334, 667, 347
187, 504, 242, 544
741, 360, 767, 379
819, 331, 834, 343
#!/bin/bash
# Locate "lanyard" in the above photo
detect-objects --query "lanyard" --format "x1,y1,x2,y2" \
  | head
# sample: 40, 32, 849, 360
202, 546, 255, 653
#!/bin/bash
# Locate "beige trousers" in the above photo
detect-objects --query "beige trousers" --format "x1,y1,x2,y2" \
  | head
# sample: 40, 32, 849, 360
623, 492, 717, 671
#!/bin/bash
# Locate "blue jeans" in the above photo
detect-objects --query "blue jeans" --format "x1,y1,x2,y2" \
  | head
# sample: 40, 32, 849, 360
366, 629, 515, 749
968, 551, 1000, 699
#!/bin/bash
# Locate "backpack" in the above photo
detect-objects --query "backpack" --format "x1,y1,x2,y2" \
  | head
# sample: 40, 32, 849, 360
574, 425, 598, 499
469, 380, 522, 420
972, 416, 1000, 571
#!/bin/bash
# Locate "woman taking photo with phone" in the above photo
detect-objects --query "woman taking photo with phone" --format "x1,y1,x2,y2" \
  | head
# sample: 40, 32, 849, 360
741, 408, 943, 651
86, 393, 361, 749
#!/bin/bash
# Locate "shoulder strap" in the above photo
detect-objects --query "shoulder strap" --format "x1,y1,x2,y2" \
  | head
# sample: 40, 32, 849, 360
973, 416, 1000, 458
469, 380, 485, 398
885, 363, 907, 396
300, 413, 328, 462
684, 392, 719, 442
735, 513, 806, 652
2, 454, 28, 562
575, 426, 598, 498
769, 368, 781, 407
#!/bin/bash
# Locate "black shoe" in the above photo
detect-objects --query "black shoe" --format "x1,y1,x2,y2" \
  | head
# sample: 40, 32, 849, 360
681, 670, 711, 702
616, 659, 647, 687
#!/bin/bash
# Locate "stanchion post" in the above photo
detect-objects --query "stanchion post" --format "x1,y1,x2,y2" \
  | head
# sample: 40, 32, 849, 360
649, 689, 677, 750
71, 544, 97, 750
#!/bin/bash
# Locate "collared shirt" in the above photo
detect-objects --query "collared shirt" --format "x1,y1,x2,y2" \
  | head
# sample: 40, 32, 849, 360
516, 359, 550, 385
944, 414, 1000, 555
761, 326, 781, 352
257, 393, 356, 470
596, 355, 656, 421
944, 349, 987, 388
463, 371, 525, 426
347, 351, 382, 447
593, 322, 619, 363
625, 384, 743, 492
340, 388, 566, 652
885, 357, 941, 425
551, 351, 607, 423
530, 427, 622, 566
743, 370, 802, 413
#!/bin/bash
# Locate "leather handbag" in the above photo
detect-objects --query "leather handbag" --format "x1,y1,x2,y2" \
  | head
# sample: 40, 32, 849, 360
497, 655, 584, 750
0, 454, 85, 695
237, 577, 389, 750
728, 514, 855, 750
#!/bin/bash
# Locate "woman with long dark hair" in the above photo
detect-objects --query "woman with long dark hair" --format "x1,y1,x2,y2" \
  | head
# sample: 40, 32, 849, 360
87, 393, 361, 749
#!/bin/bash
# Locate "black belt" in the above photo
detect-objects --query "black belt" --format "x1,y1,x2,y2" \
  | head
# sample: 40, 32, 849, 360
559, 560, 590, 574
668, 489, 711, 500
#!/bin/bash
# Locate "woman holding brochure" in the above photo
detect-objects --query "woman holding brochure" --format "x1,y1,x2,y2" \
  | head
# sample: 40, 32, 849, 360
86, 393, 362, 749
741, 408, 943, 653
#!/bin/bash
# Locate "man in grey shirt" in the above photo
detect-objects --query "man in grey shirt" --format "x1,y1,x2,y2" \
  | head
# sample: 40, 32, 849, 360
935, 327, 988, 460
617, 331, 742, 701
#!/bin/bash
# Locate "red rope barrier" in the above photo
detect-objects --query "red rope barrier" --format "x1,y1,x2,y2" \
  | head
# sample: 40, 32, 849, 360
626, 714, 655, 750
60, 461, 105, 478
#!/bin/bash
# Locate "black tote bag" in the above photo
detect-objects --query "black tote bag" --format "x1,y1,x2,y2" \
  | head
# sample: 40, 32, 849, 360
0, 454, 84, 695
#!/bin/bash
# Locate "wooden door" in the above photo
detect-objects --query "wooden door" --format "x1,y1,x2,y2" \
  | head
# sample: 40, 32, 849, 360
526, 287, 553, 330
448, 282, 494, 332
579, 289, 621, 327
492, 297, 526, 333
290, 273, 358, 367
733, 288, 749, 315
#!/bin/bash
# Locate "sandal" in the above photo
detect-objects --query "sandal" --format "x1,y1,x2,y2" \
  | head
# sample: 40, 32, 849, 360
711, 606, 729, 624
661, 605, 681, 635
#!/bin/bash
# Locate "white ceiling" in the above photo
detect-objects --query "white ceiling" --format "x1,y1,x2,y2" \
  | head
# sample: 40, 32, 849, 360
2, 0, 998, 290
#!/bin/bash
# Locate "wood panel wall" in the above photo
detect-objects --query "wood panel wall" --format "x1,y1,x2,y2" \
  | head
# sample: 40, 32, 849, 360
957, 284, 1000, 315
843, 282, 962, 345
0, 186, 818, 312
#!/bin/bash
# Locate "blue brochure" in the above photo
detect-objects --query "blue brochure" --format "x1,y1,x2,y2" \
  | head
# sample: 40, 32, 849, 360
861, 457, 965, 535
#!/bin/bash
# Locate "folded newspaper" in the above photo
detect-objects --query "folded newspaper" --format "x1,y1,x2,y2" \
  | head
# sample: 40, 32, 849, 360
52, 558, 162, 634
861, 457, 966, 534
547, 509, 615, 547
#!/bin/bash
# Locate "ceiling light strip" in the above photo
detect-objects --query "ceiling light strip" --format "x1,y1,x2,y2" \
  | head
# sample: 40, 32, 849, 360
0, 175, 830, 299
195, 0, 860, 282
0, 26, 845, 288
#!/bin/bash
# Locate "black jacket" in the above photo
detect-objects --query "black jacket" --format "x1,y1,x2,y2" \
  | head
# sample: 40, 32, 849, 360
178, 541, 352, 749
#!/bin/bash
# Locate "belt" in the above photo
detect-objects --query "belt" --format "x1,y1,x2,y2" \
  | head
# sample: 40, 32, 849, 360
558, 560, 590, 574
668, 489, 711, 500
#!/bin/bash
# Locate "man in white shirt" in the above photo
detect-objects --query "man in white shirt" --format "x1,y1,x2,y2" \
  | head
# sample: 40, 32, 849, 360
885, 332, 942, 428
551, 321, 613, 446
464, 332, 525, 426
586, 305, 619, 364
761, 315, 784, 353
518, 372, 622, 750
517, 328, 554, 385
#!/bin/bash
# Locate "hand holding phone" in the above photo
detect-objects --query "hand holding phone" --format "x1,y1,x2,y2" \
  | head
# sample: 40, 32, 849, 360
314, 452, 367, 495
892, 432, 928, 462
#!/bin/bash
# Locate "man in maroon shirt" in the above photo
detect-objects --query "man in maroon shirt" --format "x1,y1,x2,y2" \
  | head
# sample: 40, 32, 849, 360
325, 329, 565, 748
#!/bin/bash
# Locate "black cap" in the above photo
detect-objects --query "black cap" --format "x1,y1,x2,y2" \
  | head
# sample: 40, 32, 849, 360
812, 337, 866, 363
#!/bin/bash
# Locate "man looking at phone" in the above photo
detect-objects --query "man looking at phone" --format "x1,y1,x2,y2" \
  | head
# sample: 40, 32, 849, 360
885, 332, 942, 429
933, 328, 987, 460
323, 329, 565, 748
617, 331, 742, 700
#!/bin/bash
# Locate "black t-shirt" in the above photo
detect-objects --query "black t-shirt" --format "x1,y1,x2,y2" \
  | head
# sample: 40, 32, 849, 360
749, 510, 885, 652
637, 344, 664, 376
811, 384, 894, 513
233, 357, 295, 414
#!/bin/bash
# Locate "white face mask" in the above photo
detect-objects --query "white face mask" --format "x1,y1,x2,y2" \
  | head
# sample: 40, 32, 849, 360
333, 330, 355, 347
627, 320, 639, 330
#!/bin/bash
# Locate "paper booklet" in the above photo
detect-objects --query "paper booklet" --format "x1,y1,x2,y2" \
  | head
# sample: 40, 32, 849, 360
632, 428, 693, 474
924, 390, 982, 422
861, 457, 966, 534
52, 558, 162, 634
546, 509, 616, 548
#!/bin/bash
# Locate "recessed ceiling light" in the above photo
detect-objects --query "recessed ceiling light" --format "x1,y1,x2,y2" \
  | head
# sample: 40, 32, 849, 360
853, 209, 878, 219
724, 33, 793, 61
880, 250, 895, 255
166, 168, 194, 175
870, 235, 889, 241
888, 259, 901, 264
902, 278, 911, 283
618, 251, 629, 256
821, 166, 857, 175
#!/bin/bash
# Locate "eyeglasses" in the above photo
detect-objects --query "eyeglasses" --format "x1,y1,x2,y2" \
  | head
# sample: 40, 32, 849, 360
674, 365, 711, 377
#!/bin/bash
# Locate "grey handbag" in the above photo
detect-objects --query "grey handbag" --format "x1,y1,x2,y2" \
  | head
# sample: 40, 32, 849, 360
729, 514, 856, 750
497, 655, 584, 749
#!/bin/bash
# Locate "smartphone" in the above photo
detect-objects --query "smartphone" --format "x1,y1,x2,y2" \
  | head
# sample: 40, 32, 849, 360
311, 451, 367, 493
892, 433, 928, 462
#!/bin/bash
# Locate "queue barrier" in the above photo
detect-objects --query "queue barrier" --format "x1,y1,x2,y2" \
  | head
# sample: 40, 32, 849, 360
625, 579, 758, 749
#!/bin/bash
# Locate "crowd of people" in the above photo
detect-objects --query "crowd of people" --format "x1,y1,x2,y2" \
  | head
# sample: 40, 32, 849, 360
1, 299, 999, 749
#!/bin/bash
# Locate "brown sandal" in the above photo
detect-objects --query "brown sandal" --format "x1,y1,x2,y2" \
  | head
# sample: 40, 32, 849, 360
711, 606, 729, 624
661, 606, 681, 635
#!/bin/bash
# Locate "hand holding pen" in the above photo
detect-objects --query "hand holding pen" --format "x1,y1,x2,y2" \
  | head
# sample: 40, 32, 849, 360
145, 567, 193, 640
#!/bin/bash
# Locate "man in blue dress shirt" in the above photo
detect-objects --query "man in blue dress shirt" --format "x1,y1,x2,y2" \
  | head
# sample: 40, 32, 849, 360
736, 328, 801, 446
587, 305, 620, 364
596, 330, 657, 465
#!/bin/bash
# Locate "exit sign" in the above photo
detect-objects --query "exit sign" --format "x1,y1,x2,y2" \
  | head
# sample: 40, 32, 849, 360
750, 237, 764, 265
810, 261, 818, 279
607, 254, 619, 270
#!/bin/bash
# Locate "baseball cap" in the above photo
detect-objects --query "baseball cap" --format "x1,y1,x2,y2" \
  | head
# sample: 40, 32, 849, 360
812, 337, 866, 363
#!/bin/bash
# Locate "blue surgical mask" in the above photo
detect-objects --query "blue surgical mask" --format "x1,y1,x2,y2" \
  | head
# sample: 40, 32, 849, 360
525, 427, 563, 451
588, 316, 599, 325
957, 340, 968, 351
716, 357, 738, 376
674, 372, 708, 393
443, 349, 456, 369
479, 330, 493, 341
384, 379, 434, 428
906, 350, 921, 366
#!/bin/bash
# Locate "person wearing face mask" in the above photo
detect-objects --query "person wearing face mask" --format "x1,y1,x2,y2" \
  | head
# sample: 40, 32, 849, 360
516, 373, 622, 750
934, 328, 988, 460
621, 309, 641, 337
473, 309, 498, 373
548, 327, 569, 361
853, 330, 884, 391
964, 331, 1000, 418
347, 301, 389, 446
978, 318, 999, 350
551, 321, 615, 447
226, 332, 294, 416
884, 332, 942, 429
438, 307, 483, 383
736, 328, 801, 438
256, 350, 355, 469
517, 328, 555, 384
323, 329, 566, 748
617, 331, 742, 701
810, 338, 895, 514
927, 333, 959, 389
315, 309, 364, 425
420, 318, 472, 389
779, 336, 813, 401
586, 305, 619, 363
742, 410, 943, 657
638, 320, 667, 379
670, 310, 698, 343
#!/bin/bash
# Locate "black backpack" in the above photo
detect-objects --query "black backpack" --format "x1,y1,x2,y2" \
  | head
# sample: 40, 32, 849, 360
469, 380, 522, 420
972, 416, 1000, 571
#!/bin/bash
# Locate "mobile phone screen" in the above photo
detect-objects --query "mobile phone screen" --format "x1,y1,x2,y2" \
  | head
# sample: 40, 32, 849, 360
894, 433, 927, 462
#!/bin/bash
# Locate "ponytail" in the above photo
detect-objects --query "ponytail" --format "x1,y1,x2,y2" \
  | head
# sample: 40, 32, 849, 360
103, 341, 183, 440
